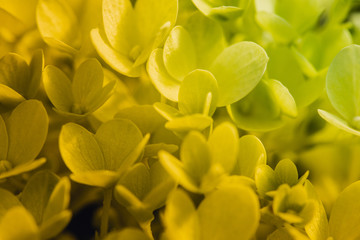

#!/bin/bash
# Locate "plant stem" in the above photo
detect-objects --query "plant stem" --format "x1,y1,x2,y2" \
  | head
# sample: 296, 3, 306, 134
100, 187, 113, 238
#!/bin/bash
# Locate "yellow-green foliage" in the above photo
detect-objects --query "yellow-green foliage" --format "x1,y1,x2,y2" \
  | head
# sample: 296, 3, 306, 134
2, 0, 360, 239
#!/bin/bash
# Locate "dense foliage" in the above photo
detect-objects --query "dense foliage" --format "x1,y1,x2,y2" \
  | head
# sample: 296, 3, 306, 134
2, 0, 360, 239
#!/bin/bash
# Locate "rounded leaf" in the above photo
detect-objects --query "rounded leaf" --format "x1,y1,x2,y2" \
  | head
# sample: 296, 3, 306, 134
210, 41, 268, 106
90, 28, 142, 77
72, 59, 104, 111
227, 80, 284, 131
147, 48, 180, 102
21, 171, 59, 224
184, 12, 226, 68
159, 151, 199, 193
59, 123, 105, 173
178, 70, 219, 116
255, 11, 297, 44
43, 177, 71, 222
163, 189, 199, 240
208, 122, 239, 173
43, 65, 73, 112
0, 53, 30, 98
102, 0, 137, 53
0, 206, 39, 240
255, 164, 277, 197
234, 135, 266, 178
274, 159, 298, 187
329, 181, 360, 240
318, 109, 360, 137
0, 188, 22, 220
94, 119, 143, 171
6, 100, 48, 166
326, 44, 360, 122
181, 131, 211, 184
198, 185, 259, 240
163, 26, 197, 80
36, 0, 81, 51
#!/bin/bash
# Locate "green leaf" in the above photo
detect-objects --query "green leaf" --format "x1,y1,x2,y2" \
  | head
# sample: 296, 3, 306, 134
90, 28, 142, 77
118, 133, 150, 174
0, 0, 38, 28
163, 189, 199, 240
329, 181, 360, 240
102, 0, 137, 54
39, 210, 72, 240
0, 206, 39, 240
274, 0, 323, 34
165, 114, 213, 133
255, 164, 277, 197
43, 177, 71, 222
192, 0, 246, 20
72, 59, 104, 111
105, 228, 151, 240
115, 105, 166, 135
275, 159, 298, 187
0, 116, 8, 160
318, 109, 360, 136
266, 45, 326, 107
198, 185, 259, 240
143, 161, 176, 209
36, 0, 81, 52
93, 0, 177, 76
147, 48, 181, 102
115, 184, 144, 209
272, 184, 311, 224
21, 171, 59, 224
95, 119, 143, 170
119, 163, 151, 201
255, 11, 297, 44
134, 0, 178, 53
327, 0, 352, 25
0, 188, 22, 220
178, 70, 219, 116
92, 68, 136, 123
183, 12, 226, 68
85, 80, 115, 114
304, 181, 329, 240
181, 132, 211, 185
0, 84, 25, 108
233, 135, 266, 178
290, 47, 318, 78
163, 26, 197, 80
326, 44, 360, 123
59, 123, 105, 172
208, 122, 238, 173
43, 65, 74, 112
153, 102, 183, 121
0, 53, 30, 98
71, 170, 120, 188
265, 79, 297, 118
227, 80, 284, 131
6, 100, 48, 166
210, 41, 268, 106
208, 6, 244, 20
144, 143, 178, 158
295, 26, 352, 71
0, 158, 46, 180
159, 151, 199, 193
218, 175, 256, 191
255, 0, 323, 36
28, 49, 44, 99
